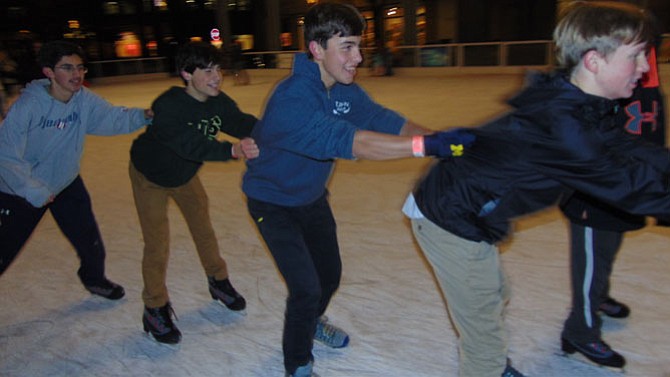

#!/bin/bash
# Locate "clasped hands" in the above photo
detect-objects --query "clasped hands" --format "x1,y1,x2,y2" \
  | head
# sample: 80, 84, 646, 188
232, 137, 260, 159
423, 128, 475, 158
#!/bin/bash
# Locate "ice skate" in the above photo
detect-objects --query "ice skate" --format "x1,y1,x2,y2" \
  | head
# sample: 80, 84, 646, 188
501, 364, 525, 377
599, 297, 630, 319
208, 276, 246, 312
84, 278, 125, 300
286, 361, 320, 377
143, 302, 182, 345
314, 316, 349, 348
561, 337, 625, 371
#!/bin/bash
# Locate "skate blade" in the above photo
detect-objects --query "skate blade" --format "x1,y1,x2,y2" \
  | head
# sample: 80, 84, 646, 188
144, 331, 181, 349
213, 299, 248, 316
557, 352, 625, 373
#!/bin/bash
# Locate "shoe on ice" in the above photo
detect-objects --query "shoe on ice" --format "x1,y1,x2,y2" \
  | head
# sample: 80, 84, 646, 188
285, 361, 320, 377
143, 302, 182, 345
561, 337, 625, 369
208, 276, 246, 311
84, 278, 125, 300
314, 316, 349, 348
501, 364, 525, 377
598, 297, 630, 319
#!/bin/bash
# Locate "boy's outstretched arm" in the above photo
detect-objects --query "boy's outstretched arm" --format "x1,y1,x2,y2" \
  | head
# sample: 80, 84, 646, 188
352, 126, 474, 161
398, 120, 433, 136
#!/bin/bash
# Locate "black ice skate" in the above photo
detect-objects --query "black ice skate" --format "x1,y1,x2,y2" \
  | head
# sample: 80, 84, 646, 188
501, 363, 525, 377
143, 302, 182, 345
208, 276, 246, 311
561, 337, 625, 370
84, 278, 125, 300
598, 297, 630, 319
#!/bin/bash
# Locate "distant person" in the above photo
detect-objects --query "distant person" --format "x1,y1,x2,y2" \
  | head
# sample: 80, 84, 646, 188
129, 41, 258, 345
242, 2, 473, 376
404, 2, 668, 376
230, 41, 249, 86
559, 40, 666, 368
0, 40, 152, 300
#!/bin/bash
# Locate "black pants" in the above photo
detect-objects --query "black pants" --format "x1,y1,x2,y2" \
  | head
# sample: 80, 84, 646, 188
247, 193, 341, 374
562, 223, 622, 342
0, 176, 107, 286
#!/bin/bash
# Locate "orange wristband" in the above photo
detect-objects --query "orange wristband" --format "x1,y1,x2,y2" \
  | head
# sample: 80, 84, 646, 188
412, 135, 425, 157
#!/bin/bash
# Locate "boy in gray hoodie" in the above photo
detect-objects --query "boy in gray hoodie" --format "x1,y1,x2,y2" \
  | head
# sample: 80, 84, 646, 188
0, 40, 152, 300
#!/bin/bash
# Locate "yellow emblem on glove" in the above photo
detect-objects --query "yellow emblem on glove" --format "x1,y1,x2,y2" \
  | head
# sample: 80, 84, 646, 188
450, 144, 464, 157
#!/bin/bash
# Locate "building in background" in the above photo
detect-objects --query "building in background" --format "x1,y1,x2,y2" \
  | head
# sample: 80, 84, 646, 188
0, 0, 668, 69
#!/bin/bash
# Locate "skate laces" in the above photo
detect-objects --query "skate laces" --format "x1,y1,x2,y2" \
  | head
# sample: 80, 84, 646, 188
314, 317, 349, 348
585, 341, 613, 357
146, 304, 178, 333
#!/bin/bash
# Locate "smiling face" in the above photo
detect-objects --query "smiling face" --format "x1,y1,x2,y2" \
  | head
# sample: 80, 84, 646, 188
310, 34, 363, 89
182, 64, 222, 102
42, 54, 86, 102
592, 41, 650, 99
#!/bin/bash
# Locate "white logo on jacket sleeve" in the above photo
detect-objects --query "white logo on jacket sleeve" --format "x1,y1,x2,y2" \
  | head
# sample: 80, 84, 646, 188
332, 101, 351, 115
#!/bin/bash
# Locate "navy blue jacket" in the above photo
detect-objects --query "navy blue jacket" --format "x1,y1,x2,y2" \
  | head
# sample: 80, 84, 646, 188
414, 72, 670, 243
559, 53, 667, 231
243, 53, 405, 206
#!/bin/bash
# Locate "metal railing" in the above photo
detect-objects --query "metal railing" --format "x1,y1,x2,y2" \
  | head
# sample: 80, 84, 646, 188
87, 57, 169, 78
86, 36, 670, 78
239, 40, 556, 70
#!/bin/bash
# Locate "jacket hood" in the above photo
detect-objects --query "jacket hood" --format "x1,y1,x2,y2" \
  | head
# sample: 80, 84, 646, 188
292, 53, 323, 86
22, 78, 53, 101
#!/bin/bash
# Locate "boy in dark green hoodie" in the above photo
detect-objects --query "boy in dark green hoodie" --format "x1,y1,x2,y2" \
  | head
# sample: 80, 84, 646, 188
129, 41, 258, 345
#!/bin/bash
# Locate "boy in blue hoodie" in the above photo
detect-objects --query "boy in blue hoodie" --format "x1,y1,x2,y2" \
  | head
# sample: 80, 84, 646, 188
242, 2, 473, 376
404, 2, 668, 376
0, 40, 152, 300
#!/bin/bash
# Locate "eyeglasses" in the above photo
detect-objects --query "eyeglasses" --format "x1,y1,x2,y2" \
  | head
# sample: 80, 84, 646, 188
54, 64, 88, 74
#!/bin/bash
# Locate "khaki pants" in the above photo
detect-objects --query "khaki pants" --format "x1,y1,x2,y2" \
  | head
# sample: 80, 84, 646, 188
129, 163, 228, 308
411, 217, 510, 377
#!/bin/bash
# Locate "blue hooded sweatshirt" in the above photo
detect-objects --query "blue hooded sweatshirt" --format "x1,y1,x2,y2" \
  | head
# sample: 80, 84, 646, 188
243, 53, 405, 206
0, 78, 148, 207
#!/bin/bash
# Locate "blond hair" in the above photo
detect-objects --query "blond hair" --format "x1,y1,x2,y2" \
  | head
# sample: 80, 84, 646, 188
554, 1, 654, 72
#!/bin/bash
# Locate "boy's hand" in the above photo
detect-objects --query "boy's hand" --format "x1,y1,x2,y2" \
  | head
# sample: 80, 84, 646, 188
233, 137, 259, 159
423, 129, 475, 158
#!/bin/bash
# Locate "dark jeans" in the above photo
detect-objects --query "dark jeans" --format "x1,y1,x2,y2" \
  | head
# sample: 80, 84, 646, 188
247, 193, 341, 374
0, 176, 107, 286
562, 223, 622, 342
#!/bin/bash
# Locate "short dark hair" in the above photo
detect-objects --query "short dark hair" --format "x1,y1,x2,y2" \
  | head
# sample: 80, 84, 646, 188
304, 1, 365, 57
176, 41, 223, 74
37, 40, 86, 68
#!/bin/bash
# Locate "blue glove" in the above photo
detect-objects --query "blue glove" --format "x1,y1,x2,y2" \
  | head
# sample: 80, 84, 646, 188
423, 129, 475, 158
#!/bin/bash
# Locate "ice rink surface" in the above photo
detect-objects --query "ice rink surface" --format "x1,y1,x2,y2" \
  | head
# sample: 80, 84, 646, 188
1, 66, 670, 377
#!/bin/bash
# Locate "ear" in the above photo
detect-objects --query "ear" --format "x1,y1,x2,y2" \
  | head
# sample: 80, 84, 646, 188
308, 40, 325, 61
180, 70, 191, 82
582, 50, 602, 74
42, 67, 54, 79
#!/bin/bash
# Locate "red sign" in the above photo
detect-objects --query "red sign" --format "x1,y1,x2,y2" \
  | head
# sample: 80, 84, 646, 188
210, 28, 220, 41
